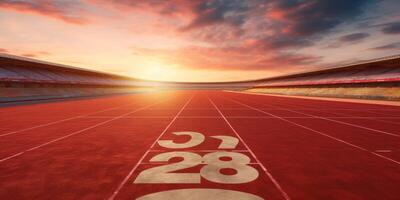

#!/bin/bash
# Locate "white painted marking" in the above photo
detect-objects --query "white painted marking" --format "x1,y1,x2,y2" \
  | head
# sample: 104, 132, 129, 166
211, 135, 239, 149
227, 90, 400, 107
228, 97, 400, 166
0, 100, 164, 163
269, 103, 400, 138
135, 151, 259, 184
80, 116, 400, 119
208, 96, 291, 200
136, 188, 263, 200
228, 91, 400, 138
148, 149, 249, 152
0, 100, 136, 137
108, 94, 194, 200
134, 151, 202, 184
158, 131, 205, 149
139, 162, 262, 165
201, 151, 259, 184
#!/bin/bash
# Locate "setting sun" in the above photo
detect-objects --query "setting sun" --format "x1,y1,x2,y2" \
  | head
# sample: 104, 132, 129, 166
137, 60, 180, 81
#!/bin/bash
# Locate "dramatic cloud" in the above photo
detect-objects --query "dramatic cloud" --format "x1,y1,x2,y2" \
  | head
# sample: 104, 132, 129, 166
266, 0, 375, 36
255, 53, 322, 69
0, 0, 89, 24
132, 44, 321, 72
180, 0, 252, 31
325, 32, 370, 49
252, 36, 314, 50
368, 42, 400, 51
85, 0, 198, 22
0, 48, 8, 53
0, 0, 398, 81
381, 22, 400, 34
339, 33, 370, 43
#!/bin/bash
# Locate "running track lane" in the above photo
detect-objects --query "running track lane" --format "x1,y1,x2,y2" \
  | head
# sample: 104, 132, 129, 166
0, 91, 399, 199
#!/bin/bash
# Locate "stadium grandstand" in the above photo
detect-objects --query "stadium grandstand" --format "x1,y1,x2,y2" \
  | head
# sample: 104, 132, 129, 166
247, 54, 400, 100
0, 54, 156, 102
1, 53, 400, 103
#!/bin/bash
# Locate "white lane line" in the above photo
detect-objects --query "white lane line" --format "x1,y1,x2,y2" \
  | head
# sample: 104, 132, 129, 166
228, 98, 400, 166
341, 110, 400, 126
145, 108, 271, 110
363, 109, 399, 117
0, 100, 164, 163
264, 102, 400, 128
78, 116, 400, 119
268, 104, 400, 138
208, 96, 291, 200
324, 110, 400, 127
227, 90, 400, 107
253, 108, 400, 111
108, 94, 194, 200
0, 100, 138, 137
230, 92, 400, 138
81, 116, 173, 119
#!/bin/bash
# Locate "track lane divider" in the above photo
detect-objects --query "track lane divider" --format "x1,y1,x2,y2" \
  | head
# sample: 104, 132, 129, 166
207, 96, 291, 200
297, 106, 400, 127
0, 100, 167, 163
107, 94, 194, 200
0, 99, 140, 137
229, 92, 400, 138
273, 106, 400, 138
226, 97, 400, 166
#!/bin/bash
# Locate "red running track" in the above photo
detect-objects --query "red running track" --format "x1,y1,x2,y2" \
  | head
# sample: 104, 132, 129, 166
0, 91, 400, 200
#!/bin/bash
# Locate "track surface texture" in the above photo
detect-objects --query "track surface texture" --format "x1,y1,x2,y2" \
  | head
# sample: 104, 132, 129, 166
1, 91, 400, 200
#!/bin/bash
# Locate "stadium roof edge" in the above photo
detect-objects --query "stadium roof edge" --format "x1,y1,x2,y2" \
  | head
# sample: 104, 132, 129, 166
0, 53, 148, 81
246, 54, 400, 83
1, 53, 399, 85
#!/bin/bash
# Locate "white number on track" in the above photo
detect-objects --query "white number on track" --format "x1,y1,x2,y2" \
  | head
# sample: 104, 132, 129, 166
136, 188, 263, 200
135, 151, 258, 184
211, 135, 239, 149
134, 152, 202, 184
157, 132, 205, 149
201, 151, 258, 184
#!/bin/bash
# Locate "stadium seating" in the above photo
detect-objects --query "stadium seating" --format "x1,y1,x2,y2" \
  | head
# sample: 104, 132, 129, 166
0, 54, 151, 102
0, 61, 138, 86
255, 57, 400, 87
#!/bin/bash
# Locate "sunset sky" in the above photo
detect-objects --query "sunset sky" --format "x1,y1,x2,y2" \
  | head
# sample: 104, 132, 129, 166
1, 0, 400, 82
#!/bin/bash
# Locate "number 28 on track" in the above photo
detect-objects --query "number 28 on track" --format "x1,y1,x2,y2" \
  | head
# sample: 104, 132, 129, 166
134, 131, 264, 200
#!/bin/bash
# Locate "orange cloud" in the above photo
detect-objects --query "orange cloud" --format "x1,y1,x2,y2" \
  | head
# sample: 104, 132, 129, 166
0, 0, 89, 25
133, 43, 320, 72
